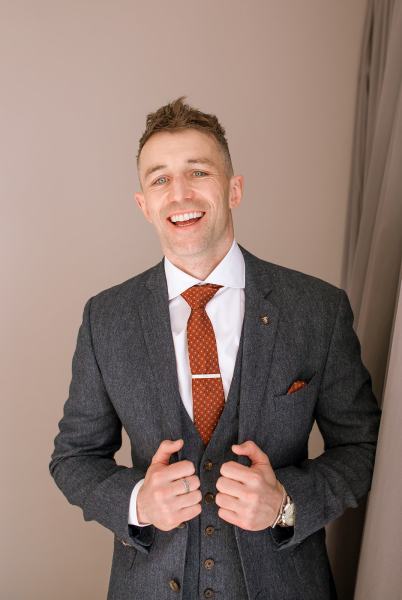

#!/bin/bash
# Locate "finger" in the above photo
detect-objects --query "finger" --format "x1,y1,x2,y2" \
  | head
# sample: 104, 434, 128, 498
178, 503, 202, 523
219, 461, 253, 483
172, 474, 200, 497
216, 492, 240, 513
216, 476, 245, 498
176, 489, 202, 511
166, 459, 196, 482
151, 439, 184, 466
232, 441, 271, 465
217, 507, 239, 527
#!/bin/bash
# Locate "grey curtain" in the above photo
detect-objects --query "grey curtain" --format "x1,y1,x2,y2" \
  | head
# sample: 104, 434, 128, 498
342, 0, 402, 403
327, 0, 402, 598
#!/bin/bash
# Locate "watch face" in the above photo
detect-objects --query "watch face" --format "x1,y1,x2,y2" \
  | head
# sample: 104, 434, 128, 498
283, 501, 295, 525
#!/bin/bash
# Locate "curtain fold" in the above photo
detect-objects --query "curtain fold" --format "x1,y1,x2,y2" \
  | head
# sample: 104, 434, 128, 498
341, 0, 402, 403
354, 263, 402, 599
328, 0, 402, 598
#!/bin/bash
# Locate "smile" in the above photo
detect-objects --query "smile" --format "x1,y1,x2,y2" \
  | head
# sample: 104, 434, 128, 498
168, 211, 205, 227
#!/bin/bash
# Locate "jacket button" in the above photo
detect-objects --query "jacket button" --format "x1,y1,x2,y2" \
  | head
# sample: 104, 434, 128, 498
203, 459, 213, 471
204, 558, 215, 570
203, 589, 215, 599
168, 579, 180, 592
204, 492, 215, 504
204, 526, 215, 536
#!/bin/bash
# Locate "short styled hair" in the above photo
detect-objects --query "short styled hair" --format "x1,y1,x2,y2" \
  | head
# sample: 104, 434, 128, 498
136, 96, 233, 176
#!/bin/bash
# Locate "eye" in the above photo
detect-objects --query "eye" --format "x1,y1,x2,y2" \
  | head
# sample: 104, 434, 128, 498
153, 176, 168, 185
193, 170, 207, 177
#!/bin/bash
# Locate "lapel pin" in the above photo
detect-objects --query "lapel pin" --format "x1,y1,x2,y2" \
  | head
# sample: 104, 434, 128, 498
260, 314, 270, 325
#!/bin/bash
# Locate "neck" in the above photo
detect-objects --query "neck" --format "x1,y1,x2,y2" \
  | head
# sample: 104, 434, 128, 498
166, 238, 234, 280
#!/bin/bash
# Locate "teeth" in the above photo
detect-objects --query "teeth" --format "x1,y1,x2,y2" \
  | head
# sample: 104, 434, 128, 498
170, 211, 204, 223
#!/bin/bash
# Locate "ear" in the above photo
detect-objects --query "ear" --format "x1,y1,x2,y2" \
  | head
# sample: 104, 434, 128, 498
135, 192, 152, 224
228, 175, 244, 209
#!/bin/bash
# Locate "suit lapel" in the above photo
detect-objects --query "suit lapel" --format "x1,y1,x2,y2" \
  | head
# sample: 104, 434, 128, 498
237, 246, 280, 461
137, 259, 184, 442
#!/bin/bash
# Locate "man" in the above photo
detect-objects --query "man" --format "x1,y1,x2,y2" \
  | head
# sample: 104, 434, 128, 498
49, 97, 381, 600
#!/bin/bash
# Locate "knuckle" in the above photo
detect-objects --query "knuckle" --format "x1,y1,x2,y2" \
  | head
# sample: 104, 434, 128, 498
152, 474, 163, 487
249, 473, 260, 485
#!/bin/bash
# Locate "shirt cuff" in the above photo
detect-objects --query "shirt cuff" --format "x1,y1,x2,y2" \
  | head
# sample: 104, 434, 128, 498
128, 478, 152, 526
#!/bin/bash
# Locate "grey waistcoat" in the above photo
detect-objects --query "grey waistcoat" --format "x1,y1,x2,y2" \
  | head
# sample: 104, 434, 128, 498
179, 326, 249, 600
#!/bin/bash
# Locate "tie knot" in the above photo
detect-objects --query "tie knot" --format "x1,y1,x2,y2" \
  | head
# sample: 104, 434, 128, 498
181, 283, 223, 310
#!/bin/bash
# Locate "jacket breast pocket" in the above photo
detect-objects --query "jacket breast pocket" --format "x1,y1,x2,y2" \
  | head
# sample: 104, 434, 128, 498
272, 371, 320, 412
269, 371, 321, 464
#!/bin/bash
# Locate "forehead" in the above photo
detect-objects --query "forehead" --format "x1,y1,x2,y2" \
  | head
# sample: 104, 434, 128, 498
138, 129, 224, 171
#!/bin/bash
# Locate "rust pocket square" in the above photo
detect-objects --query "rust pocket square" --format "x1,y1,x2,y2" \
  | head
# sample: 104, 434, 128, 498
287, 379, 308, 394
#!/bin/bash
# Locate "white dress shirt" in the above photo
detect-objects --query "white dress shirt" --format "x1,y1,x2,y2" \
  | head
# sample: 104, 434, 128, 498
128, 239, 245, 526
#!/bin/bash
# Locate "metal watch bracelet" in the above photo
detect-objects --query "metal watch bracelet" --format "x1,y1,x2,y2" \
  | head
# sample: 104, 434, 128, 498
271, 482, 295, 528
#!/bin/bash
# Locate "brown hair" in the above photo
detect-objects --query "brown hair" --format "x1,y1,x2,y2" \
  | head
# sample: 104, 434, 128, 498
136, 96, 233, 176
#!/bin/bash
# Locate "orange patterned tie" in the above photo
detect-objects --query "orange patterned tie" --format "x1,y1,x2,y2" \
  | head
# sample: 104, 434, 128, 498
181, 284, 225, 445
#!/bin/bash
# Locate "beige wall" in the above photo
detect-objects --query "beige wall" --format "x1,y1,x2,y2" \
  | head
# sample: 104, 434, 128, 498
1, 1, 367, 598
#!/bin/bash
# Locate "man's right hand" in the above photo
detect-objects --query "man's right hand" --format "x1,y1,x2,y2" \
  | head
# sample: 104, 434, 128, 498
136, 439, 202, 531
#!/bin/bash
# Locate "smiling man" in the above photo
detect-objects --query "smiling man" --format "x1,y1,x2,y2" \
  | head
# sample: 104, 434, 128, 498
50, 97, 381, 600
135, 124, 242, 280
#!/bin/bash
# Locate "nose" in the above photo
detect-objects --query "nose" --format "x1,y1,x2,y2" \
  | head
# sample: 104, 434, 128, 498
169, 174, 193, 203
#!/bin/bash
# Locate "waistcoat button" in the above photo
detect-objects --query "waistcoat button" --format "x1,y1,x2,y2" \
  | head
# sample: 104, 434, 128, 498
203, 459, 213, 471
204, 492, 215, 504
168, 579, 180, 592
204, 589, 215, 599
204, 526, 215, 536
204, 558, 215, 570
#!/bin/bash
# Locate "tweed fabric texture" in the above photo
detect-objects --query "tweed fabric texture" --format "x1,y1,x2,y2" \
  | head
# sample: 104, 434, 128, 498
181, 284, 225, 445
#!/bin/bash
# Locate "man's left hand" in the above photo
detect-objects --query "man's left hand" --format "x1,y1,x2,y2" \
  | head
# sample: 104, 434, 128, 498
215, 440, 283, 531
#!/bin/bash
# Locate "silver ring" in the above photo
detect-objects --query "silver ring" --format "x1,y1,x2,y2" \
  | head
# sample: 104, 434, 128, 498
182, 478, 190, 493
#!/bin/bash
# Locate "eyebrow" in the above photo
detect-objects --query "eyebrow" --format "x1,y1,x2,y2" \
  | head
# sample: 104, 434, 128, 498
144, 157, 217, 181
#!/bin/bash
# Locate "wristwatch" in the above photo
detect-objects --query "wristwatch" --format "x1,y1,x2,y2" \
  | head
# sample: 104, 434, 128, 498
277, 493, 296, 527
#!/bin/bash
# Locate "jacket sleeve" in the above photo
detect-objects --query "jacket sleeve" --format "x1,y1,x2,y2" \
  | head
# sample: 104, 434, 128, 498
270, 288, 382, 549
49, 296, 155, 554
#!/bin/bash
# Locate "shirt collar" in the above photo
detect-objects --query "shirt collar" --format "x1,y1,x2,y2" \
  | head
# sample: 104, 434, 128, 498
164, 239, 245, 300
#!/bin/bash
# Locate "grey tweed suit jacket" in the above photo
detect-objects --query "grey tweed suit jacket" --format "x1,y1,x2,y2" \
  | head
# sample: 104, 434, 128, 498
49, 245, 381, 600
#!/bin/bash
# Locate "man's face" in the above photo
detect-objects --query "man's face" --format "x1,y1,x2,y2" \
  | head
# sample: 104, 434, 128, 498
135, 129, 243, 265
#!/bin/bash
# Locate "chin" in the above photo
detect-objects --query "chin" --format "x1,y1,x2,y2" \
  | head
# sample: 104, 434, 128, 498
166, 237, 209, 256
